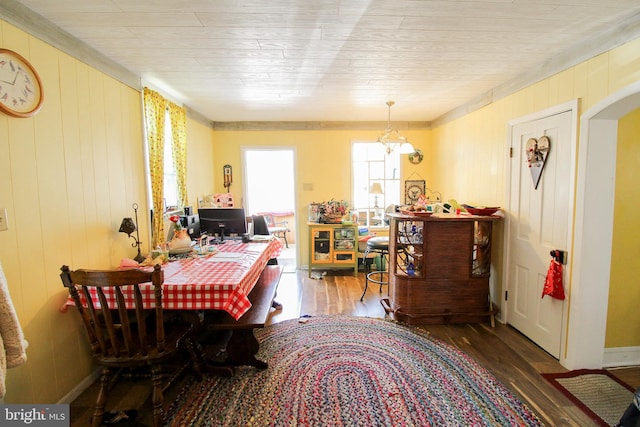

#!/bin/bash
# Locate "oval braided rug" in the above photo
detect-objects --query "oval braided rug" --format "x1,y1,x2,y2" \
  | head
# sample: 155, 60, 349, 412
165, 316, 543, 426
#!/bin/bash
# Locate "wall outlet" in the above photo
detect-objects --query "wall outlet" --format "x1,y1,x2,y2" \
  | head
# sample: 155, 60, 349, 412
0, 208, 8, 231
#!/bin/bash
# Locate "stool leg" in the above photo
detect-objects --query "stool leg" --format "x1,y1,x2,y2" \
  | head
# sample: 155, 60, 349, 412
360, 279, 369, 301
360, 259, 370, 301
360, 248, 372, 301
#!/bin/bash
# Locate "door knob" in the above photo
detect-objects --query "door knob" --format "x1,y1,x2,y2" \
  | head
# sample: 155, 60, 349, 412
550, 250, 567, 264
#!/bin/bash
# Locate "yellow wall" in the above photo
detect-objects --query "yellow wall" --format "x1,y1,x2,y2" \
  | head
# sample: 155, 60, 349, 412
186, 118, 216, 209
429, 38, 640, 348
0, 20, 146, 403
0, 20, 215, 403
211, 129, 430, 263
607, 107, 640, 347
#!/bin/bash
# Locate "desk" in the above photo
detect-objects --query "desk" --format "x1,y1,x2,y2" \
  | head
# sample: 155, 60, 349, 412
64, 238, 282, 320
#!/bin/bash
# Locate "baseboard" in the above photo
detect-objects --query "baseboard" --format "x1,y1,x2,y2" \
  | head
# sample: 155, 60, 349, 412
603, 346, 640, 368
56, 368, 101, 404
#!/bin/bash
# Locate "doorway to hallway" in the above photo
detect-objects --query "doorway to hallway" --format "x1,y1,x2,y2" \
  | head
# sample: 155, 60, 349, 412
242, 147, 297, 272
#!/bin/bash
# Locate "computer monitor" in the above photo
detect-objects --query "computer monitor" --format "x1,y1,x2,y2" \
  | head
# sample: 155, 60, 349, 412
198, 208, 247, 240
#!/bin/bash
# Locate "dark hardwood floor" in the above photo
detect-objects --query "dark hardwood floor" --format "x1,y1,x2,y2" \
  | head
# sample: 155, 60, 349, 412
70, 268, 639, 426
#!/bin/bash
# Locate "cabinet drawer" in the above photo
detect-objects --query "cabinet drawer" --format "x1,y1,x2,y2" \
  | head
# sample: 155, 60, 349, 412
334, 251, 355, 263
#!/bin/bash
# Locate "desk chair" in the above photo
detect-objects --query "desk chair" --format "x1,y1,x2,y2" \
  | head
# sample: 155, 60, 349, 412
60, 264, 202, 427
360, 236, 389, 301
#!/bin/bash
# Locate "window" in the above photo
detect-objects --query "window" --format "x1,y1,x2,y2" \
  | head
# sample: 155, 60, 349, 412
352, 142, 401, 227
162, 109, 178, 210
143, 87, 187, 246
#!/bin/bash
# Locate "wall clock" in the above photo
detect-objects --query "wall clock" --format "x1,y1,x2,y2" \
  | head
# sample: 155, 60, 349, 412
404, 179, 426, 205
408, 149, 423, 164
0, 49, 44, 118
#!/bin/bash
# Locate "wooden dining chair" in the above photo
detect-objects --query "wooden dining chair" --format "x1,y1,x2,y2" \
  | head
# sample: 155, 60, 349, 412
60, 264, 202, 427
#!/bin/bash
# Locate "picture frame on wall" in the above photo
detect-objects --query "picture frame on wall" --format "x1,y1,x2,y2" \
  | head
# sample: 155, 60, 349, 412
404, 180, 426, 205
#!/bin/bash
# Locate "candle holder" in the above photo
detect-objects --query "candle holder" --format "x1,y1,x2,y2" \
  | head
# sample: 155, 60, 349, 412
119, 203, 145, 263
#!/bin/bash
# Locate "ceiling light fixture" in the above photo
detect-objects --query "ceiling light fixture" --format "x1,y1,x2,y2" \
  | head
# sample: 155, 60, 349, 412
377, 101, 415, 155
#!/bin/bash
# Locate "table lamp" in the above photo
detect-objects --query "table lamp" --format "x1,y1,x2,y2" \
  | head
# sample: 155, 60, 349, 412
370, 183, 384, 208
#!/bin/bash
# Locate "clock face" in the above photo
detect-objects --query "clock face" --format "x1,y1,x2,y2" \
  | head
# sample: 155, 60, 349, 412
408, 185, 423, 202
405, 180, 425, 204
409, 185, 422, 202
0, 49, 44, 118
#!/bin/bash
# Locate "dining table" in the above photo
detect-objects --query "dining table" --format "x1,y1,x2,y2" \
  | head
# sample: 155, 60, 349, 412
160, 237, 282, 318
61, 236, 284, 376
61, 237, 283, 320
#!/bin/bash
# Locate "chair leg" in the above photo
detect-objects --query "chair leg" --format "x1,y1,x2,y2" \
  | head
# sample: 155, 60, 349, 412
282, 232, 289, 248
91, 367, 110, 427
150, 365, 165, 427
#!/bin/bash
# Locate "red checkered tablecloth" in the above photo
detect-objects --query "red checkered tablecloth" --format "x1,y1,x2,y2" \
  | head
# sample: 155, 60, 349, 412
65, 238, 282, 320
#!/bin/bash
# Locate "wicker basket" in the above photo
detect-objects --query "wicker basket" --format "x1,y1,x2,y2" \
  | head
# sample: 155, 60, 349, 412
321, 214, 343, 224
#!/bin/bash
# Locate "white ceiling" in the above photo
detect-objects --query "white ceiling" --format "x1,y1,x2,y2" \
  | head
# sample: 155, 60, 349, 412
6, 0, 640, 123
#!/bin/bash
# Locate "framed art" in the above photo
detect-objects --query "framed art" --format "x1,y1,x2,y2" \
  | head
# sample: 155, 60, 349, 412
404, 179, 426, 205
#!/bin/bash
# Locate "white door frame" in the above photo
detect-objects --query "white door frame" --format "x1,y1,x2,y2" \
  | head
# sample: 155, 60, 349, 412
566, 81, 640, 369
241, 146, 299, 263
503, 99, 579, 368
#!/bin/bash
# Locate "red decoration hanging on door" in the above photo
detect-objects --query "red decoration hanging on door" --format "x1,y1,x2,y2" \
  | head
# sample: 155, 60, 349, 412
542, 251, 565, 300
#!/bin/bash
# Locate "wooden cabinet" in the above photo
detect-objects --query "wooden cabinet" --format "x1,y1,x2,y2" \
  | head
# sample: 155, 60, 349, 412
308, 223, 358, 277
383, 213, 499, 325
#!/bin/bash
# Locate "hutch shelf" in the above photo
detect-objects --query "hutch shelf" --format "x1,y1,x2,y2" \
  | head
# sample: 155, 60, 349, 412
382, 213, 500, 325
308, 223, 358, 277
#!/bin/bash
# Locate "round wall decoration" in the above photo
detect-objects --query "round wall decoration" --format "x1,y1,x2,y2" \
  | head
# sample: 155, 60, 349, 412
0, 49, 44, 118
408, 149, 424, 164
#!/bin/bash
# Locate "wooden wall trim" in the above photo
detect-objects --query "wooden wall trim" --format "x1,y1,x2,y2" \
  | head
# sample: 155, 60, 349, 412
211, 120, 432, 131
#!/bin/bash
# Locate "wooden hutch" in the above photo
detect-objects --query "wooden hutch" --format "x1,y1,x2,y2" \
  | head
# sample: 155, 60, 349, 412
382, 212, 500, 325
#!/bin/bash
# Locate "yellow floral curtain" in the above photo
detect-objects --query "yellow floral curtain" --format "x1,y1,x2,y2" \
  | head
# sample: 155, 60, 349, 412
143, 87, 188, 247
168, 101, 188, 208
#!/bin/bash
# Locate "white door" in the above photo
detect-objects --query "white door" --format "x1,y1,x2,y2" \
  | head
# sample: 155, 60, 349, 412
506, 110, 573, 358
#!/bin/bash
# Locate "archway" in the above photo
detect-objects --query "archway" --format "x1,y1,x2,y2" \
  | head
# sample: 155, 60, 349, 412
565, 81, 640, 369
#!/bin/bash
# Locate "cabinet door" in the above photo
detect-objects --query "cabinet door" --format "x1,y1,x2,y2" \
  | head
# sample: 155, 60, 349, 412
333, 226, 356, 263
393, 219, 425, 278
333, 251, 355, 263
312, 229, 332, 263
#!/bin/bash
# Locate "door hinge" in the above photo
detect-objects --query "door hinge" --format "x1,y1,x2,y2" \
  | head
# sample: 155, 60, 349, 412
509, 147, 513, 158
505, 290, 508, 301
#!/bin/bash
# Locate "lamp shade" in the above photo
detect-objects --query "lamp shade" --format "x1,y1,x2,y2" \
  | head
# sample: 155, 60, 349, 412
370, 182, 384, 194
119, 217, 136, 235
377, 101, 415, 155
398, 141, 416, 154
